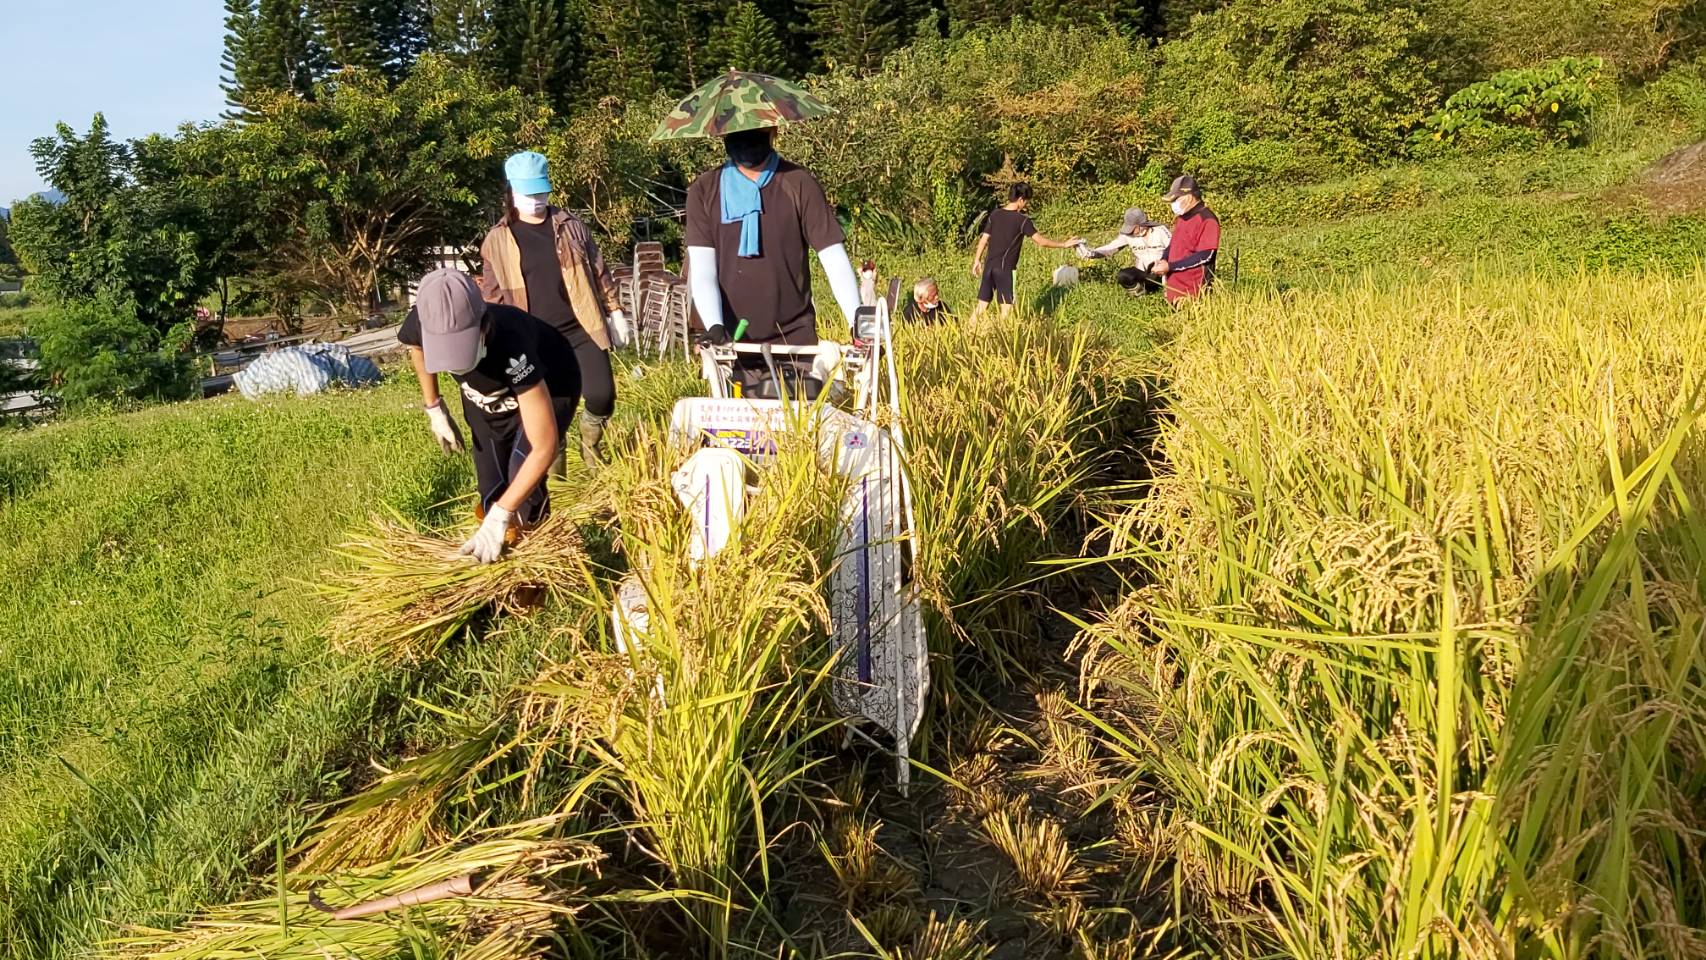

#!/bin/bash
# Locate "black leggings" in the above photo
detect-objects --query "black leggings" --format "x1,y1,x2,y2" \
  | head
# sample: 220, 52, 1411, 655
564, 325, 615, 417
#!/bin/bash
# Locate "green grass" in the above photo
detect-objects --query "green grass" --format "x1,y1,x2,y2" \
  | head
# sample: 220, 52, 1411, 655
0, 358, 699, 958
0, 303, 49, 339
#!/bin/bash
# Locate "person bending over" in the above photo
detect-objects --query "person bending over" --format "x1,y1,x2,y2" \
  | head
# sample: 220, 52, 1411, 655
1080, 208, 1171, 294
400, 268, 581, 563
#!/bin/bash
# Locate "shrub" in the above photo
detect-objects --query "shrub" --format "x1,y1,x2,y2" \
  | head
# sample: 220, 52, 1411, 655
1462, 0, 1695, 78
32, 299, 193, 405
1160, 0, 1451, 164
1419, 57, 1605, 151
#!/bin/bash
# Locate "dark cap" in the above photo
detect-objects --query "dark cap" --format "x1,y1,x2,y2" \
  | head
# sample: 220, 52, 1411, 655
415, 268, 486, 374
1163, 175, 1201, 201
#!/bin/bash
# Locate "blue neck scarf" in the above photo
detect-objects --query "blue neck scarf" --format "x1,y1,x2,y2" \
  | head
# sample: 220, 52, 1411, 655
720, 152, 779, 258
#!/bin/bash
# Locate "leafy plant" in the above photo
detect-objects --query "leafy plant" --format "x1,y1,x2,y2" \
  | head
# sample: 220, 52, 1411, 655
1421, 57, 1605, 150
30, 298, 192, 405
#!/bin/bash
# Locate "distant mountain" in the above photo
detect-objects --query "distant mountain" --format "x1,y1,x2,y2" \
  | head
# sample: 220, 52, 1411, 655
1, 190, 65, 214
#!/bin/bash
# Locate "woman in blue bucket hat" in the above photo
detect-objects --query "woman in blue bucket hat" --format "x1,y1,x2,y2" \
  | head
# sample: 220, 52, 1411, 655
477, 151, 629, 471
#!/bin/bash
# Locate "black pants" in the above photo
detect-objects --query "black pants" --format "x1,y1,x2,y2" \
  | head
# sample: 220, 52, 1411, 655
466, 395, 577, 526
1117, 267, 1163, 292
565, 325, 615, 418
978, 268, 1016, 305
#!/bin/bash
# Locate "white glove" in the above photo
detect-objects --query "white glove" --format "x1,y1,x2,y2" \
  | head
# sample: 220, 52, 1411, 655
606, 309, 632, 349
459, 505, 513, 564
425, 401, 464, 454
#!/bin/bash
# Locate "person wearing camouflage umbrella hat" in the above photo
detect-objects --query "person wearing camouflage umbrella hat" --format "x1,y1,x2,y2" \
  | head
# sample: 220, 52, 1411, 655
657, 72, 861, 392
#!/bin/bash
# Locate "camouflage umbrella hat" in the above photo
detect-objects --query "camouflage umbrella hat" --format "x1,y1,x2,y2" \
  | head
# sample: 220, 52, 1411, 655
652, 70, 835, 141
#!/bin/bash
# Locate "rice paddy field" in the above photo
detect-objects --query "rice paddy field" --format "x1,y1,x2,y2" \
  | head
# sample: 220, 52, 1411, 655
4, 156, 1706, 958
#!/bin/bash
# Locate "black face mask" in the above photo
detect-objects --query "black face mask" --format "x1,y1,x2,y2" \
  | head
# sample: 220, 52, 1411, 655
725, 131, 774, 168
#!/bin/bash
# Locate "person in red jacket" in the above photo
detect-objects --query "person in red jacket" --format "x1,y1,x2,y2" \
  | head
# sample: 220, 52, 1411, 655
1154, 175, 1221, 305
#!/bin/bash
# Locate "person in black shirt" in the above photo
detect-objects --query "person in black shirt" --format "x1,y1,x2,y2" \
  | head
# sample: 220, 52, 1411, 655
684, 126, 862, 394
399, 268, 581, 563
901, 277, 951, 325
479, 151, 628, 471
969, 183, 1081, 322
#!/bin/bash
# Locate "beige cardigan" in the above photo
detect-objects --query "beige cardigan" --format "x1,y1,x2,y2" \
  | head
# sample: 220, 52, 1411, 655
479, 208, 622, 350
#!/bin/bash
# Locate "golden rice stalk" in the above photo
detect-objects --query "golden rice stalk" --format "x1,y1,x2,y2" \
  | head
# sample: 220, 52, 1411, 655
317, 508, 593, 664
978, 799, 1088, 902
894, 914, 992, 960
820, 814, 917, 908
108, 823, 602, 960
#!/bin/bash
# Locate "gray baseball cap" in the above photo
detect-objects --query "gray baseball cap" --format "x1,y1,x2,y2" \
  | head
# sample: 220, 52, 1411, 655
1163, 174, 1201, 201
1122, 208, 1159, 233
416, 268, 486, 374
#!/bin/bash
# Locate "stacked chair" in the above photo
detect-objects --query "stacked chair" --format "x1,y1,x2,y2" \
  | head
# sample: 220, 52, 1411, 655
618, 241, 694, 359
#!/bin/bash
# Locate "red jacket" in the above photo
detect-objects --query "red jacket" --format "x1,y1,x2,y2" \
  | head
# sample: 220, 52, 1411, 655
1164, 204, 1220, 303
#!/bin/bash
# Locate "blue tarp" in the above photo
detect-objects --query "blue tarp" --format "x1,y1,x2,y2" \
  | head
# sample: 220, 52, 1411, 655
233, 343, 382, 400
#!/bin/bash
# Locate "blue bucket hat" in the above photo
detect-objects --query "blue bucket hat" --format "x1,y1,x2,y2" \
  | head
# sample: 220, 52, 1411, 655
504, 151, 552, 195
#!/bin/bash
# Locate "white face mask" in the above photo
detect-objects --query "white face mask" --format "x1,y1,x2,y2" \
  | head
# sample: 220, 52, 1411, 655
449, 339, 487, 376
513, 191, 549, 218
1170, 197, 1191, 216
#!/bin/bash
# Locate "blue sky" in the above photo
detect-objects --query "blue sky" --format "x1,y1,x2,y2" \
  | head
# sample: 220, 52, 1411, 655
1, 1, 228, 207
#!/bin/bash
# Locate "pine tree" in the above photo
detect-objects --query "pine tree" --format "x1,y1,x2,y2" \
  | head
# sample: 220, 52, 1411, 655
425, 0, 504, 73
574, 0, 665, 105
515, 0, 575, 106
709, 2, 788, 74
246, 0, 319, 100
220, 0, 260, 116
804, 0, 898, 73
312, 0, 382, 71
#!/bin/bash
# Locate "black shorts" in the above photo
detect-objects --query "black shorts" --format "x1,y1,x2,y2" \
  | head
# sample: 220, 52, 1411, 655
978, 269, 1015, 305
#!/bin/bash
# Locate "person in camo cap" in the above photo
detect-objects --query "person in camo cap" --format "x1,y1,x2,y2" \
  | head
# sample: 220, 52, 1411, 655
661, 72, 862, 393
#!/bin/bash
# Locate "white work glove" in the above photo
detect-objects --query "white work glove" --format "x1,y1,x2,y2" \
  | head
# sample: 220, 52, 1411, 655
606, 309, 632, 349
425, 400, 464, 454
459, 505, 513, 564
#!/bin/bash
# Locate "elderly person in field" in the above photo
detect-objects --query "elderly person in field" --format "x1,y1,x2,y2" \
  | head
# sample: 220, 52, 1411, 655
1078, 208, 1171, 294
901, 277, 951, 325
1155, 175, 1221, 305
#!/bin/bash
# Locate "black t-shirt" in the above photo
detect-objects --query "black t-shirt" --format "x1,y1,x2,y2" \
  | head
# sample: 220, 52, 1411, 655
399, 302, 580, 430
684, 158, 845, 345
510, 218, 577, 337
981, 207, 1037, 275
902, 298, 951, 325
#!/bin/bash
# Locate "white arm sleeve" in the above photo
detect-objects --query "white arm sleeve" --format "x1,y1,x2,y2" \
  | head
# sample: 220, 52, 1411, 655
815, 243, 862, 331
687, 246, 724, 330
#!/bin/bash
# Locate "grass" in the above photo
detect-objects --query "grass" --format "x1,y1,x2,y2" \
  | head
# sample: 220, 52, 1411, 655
1080, 269, 1706, 958
0, 357, 698, 958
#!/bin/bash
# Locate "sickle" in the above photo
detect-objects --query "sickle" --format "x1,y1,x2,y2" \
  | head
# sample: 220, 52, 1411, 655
307, 872, 479, 920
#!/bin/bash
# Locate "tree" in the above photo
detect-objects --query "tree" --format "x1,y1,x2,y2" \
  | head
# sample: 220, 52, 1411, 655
311, 0, 427, 76
804, 0, 899, 73
0, 209, 18, 279
177, 56, 549, 314
575, 0, 667, 105
232, 0, 319, 105
9, 116, 218, 332
709, 2, 789, 74
514, 0, 576, 106
425, 0, 510, 76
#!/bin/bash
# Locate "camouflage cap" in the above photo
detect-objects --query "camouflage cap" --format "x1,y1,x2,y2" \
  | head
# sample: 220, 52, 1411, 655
653, 70, 835, 142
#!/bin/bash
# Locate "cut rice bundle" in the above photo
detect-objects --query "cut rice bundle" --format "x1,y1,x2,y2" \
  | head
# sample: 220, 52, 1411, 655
317, 508, 595, 664
109, 824, 601, 960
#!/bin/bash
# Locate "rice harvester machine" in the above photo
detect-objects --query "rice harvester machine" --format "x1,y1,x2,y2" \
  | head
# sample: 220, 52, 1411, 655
611, 283, 928, 791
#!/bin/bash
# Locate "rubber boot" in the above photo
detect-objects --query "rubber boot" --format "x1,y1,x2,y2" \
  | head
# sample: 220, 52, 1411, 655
579, 412, 609, 468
